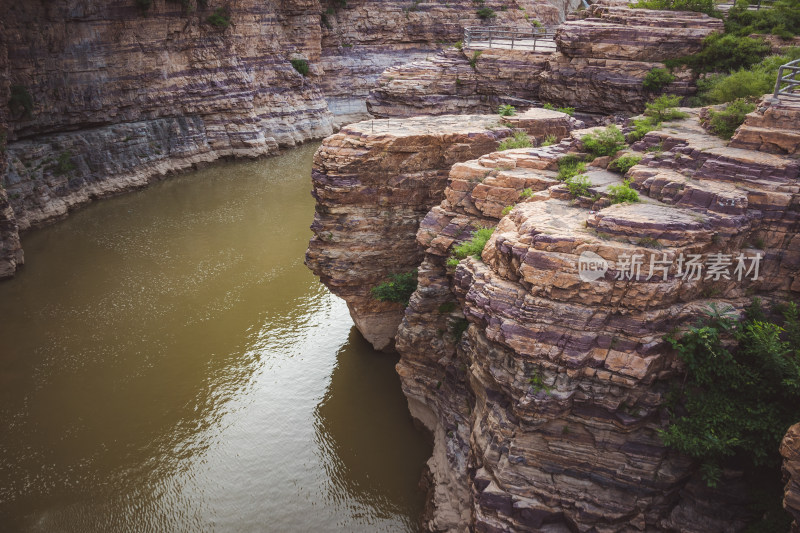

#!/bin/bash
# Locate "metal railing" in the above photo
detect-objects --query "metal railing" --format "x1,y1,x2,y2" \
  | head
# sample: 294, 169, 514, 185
463, 26, 556, 52
774, 59, 800, 99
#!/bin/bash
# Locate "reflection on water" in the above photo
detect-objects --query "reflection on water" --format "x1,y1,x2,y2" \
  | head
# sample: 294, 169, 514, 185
0, 143, 431, 532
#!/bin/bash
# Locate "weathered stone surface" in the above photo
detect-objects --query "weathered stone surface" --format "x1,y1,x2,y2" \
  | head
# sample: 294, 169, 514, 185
310, 107, 800, 530
782, 423, 800, 532
730, 94, 800, 156
306, 110, 576, 351
0, 25, 23, 280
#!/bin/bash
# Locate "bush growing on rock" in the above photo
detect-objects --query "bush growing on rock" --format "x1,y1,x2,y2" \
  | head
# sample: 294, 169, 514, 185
557, 156, 586, 182
634, 0, 718, 16
661, 300, 800, 527
566, 174, 591, 198
581, 125, 627, 158
469, 50, 482, 70
698, 48, 800, 104
497, 104, 516, 117
207, 7, 231, 28
54, 151, 75, 176
370, 270, 418, 306
607, 179, 639, 204
609, 154, 642, 174
643, 68, 676, 92
498, 131, 533, 150
476, 7, 496, 19
543, 103, 575, 116
726, 0, 800, 38
450, 227, 494, 263
290, 59, 310, 76
644, 94, 688, 122
706, 98, 756, 139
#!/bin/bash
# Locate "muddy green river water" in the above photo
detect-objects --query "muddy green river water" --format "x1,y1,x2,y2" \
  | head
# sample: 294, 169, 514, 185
0, 142, 431, 532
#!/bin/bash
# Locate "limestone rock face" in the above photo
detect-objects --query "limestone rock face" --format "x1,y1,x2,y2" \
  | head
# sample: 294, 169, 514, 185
730, 95, 800, 156
368, 2, 721, 117
305, 109, 576, 351
783, 423, 800, 532
309, 106, 799, 530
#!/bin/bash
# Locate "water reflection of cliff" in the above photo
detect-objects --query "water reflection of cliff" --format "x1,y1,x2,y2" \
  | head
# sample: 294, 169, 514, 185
314, 327, 432, 531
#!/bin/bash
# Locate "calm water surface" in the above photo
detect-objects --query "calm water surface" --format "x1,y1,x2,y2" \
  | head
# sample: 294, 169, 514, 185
0, 142, 431, 532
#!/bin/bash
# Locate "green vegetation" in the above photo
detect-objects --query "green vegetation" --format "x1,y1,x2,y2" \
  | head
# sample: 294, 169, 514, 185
54, 151, 75, 176
627, 116, 658, 142
450, 227, 494, 263
726, 0, 800, 39
606, 179, 639, 204
370, 270, 418, 306
698, 48, 800, 104
207, 7, 231, 27
498, 131, 533, 151
609, 154, 643, 174
661, 300, 800, 528
498, 104, 516, 117
644, 94, 688, 122
454, 40, 463, 50
706, 98, 756, 139
581, 125, 627, 158
542, 134, 558, 146
528, 368, 552, 393
543, 102, 575, 116
519, 187, 533, 199
476, 7, 497, 19
634, 0, 717, 16
290, 58, 310, 76
9, 85, 33, 119
501, 205, 514, 216
566, 174, 591, 198
557, 156, 587, 182
666, 34, 771, 74
451, 317, 469, 340
438, 301, 457, 314
469, 50, 482, 70
643, 68, 676, 92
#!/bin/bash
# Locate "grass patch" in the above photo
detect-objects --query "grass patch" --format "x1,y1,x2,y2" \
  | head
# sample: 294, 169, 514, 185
706, 98, 755, 140
469, 50, 482, 70
543, 103, 575, 116
542, 134, 558, 146
609, 154, 643, 174
557, 156, 587, 182
581, 125, 627, 158
498, 131, 533, 151
501, 205, 514, 216
607, 179, 639, 204
451, 227, 494, 261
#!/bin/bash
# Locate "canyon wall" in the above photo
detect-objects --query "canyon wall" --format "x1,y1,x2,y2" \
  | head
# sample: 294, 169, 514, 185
367, 3, 722, 118
308, 99, 800, 530
0, 0, 576, 279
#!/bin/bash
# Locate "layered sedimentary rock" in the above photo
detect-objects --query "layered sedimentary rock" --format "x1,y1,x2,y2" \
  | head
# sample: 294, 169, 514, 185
306, 109, 576, 351
730, 94, 800, 156
0, 34, 23, 279
368, 2, 722, 118
783, 423, 800, 532
309, 104, 800, 530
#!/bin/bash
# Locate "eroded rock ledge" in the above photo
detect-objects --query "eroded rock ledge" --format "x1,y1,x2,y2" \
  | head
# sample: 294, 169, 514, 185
308, 98, 800, 530
306, 109, 577, 351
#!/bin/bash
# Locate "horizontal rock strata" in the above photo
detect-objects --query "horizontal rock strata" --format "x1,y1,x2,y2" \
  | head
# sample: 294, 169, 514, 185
783, 423, 800, 532
730, 94, 800, 156
379, 108, 796, 530
306, 109, 576, 351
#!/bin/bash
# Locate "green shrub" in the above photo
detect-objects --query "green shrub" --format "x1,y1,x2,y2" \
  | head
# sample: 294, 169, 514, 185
469, 50, 482, 70
519, 187, 533, 199
609, 154, 643, 174
54, 151, 75, 176
542, 134, 558, 146
370, 270, 418, 306
699, 48, 800, 104
628, 116, 658, 142
451, 227, 494, 261
644, 94, 688, 122
726, 0, 800, 38
290, 58, 310, 76
669, 34, 771, 74
543, 103, 575, 115
634, 0, 718, 15
706, 98, 755, 140
498, 104, 516, 117
557, 156, 587, 182
501, 205, 514, 216
498, 131, 533, 151
607, 179, 639, 204
454, 40, 463, 50
643, 68, 676, 92
9, 85, 33, 119
581, 125, 628, 158
476, 7, 496, 19
566, 174, 591, 198
661, 299, 800, 527
207, 7, 231, 27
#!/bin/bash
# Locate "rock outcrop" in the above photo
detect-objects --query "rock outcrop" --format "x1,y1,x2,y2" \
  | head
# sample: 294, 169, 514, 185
783, 423, 800, 532
308, 104, 800, 530
730, 94, 800, 156
306, 109, 577, 351
367, 2, 722, 118
0, 33, 23, 280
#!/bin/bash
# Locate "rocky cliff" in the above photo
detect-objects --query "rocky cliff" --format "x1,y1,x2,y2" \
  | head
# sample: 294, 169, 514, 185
0, 0, 580, 279
783, 424, 800, 532
367, 3, 722, 118
308, 97, 800, 530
